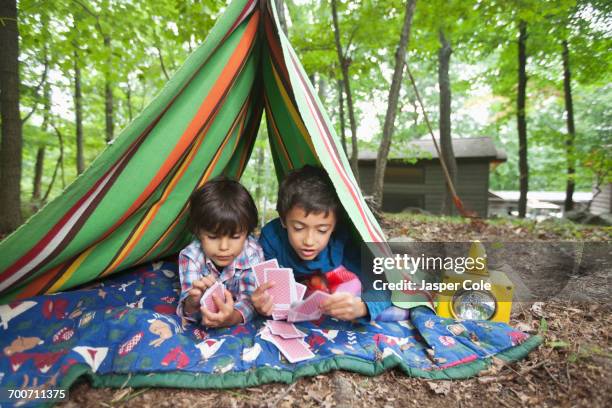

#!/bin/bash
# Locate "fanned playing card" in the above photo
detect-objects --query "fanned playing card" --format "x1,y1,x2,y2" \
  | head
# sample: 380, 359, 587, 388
295, 282, 307, 301
264, 268, 295, 306
252, 259, 279, 286
272, 310, 289, 321
287, 290, 331, 322
200, 281, 226, 313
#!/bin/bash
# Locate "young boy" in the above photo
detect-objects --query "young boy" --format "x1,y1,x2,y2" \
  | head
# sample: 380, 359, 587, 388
252, 165, 392, 321
177, 176, 264, 328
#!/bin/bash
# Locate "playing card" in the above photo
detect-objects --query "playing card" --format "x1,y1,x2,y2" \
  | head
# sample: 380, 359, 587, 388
295, 282, 306, 301
268, 334, 314, 363
252, 259, 279, 286
272, 310, 289, 321
200, 281, 226, 313
259, 326, 275, 342
292, 290, 331, 316
264, 268, 295, 306
287, 309, 310, 323
266, 320, 306, 339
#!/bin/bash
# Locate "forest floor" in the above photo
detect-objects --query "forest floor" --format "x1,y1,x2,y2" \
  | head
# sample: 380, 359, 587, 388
60, 215, 611, 408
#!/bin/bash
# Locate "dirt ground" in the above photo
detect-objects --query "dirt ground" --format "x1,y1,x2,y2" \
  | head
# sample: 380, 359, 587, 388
60, 215, 612, 408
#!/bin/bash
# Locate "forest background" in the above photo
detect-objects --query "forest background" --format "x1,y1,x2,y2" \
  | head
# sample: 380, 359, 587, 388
0, 0, 610, 234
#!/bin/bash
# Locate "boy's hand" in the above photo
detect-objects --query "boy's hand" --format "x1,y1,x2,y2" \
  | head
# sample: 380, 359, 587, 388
201, 289, 243, 328
184, 276, 216, 313
251, 282, 275, 316
320, 292, 368, 321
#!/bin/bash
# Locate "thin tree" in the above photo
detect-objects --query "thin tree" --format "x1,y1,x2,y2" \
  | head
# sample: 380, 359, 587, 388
517, 20, 529, 218
438, 29, 458, 215
74, 45, 85, 174
331, 0, 359, 182
337, 78, 348, 155
74, 0, 114, 143
372, 0, 417, 209
0, 0, 24, 233
562, 40, 576, 212
32, 79, 51, 205
32, 37, 51, 205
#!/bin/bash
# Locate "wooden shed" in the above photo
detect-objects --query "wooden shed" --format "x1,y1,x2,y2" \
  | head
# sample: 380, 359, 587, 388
358, 137, 506, 216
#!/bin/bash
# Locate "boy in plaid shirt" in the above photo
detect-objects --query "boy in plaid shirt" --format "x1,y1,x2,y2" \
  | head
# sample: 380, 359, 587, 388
177, 176, 264, 327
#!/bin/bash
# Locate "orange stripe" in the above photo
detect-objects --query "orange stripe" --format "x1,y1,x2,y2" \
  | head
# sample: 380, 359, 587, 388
104, 91, 252, 273
15, 264, 63, 300
101, 12, 260, 241
135, 99, 252, 263
102, 121, 211, 275
75, 14, 260, 278
197, 105, 246, 189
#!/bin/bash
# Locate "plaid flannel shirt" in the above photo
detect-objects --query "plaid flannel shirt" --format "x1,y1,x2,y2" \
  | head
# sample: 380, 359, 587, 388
176, 235, 263, 324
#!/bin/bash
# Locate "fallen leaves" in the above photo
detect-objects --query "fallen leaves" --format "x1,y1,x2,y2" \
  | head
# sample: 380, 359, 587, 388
530, 302, 545, 318
426, 381, 451, 395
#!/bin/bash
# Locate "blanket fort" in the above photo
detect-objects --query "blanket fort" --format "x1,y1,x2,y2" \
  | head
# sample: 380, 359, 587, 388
0, 260, 541, 407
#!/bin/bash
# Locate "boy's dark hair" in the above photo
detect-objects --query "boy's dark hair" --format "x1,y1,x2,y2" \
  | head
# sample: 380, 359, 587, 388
188, 176, 258, 236
277, 165, 340, 220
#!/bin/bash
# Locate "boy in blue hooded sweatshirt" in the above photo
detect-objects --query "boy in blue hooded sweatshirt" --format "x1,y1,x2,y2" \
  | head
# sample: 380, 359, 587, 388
252, 165, 393, 321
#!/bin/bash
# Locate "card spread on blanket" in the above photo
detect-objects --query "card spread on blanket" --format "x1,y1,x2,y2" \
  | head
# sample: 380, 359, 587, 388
265, 320, 306, 339
200, 281, 226, 313
261, 325, 313, 363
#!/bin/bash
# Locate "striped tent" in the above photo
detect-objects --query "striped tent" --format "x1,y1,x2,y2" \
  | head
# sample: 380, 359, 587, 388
0, 0, 432, 309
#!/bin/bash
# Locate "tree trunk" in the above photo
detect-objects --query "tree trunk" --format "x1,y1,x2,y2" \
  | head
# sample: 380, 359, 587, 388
104, 35, 114, 143
438, 29, 458, 215
126, 80, 133, 122
156, 44, 170, 81
43, 123, 65, 203
74, 48, 85, 175
517, 20, 529, 218
562, 40, 575, 213
372, 0, 417, 209
0, 0, 23, 233
331, 0, 359, 183
32, 147, 45, 201
317, 75, 327, 104
275, 0, 288, 35
254, 145, 264, 208
33, 58, 52, 205
337, 78, 347, 155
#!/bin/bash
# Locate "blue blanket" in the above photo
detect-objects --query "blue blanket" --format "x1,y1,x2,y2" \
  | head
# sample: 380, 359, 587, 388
0, 260, 540, 407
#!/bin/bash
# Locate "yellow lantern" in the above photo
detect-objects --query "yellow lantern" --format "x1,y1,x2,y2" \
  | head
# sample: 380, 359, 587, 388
435, 241, 514, 323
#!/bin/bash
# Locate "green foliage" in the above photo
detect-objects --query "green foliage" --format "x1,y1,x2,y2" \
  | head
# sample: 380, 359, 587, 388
14, 0, 611, 221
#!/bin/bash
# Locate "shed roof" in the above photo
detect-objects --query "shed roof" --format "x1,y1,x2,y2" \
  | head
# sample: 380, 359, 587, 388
358, 137, 506, 161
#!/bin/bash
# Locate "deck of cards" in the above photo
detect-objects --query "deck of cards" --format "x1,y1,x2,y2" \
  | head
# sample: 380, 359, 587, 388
253, 259, 332, 323
200, 281, 226, 313
260, 320, 314, 363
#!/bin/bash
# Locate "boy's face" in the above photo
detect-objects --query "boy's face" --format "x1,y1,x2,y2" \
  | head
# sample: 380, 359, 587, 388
198, 230, 248, 268
281, 206, 337, 261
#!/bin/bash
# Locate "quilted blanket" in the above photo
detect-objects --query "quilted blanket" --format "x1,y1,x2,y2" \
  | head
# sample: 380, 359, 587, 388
0, 260, 541, 407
